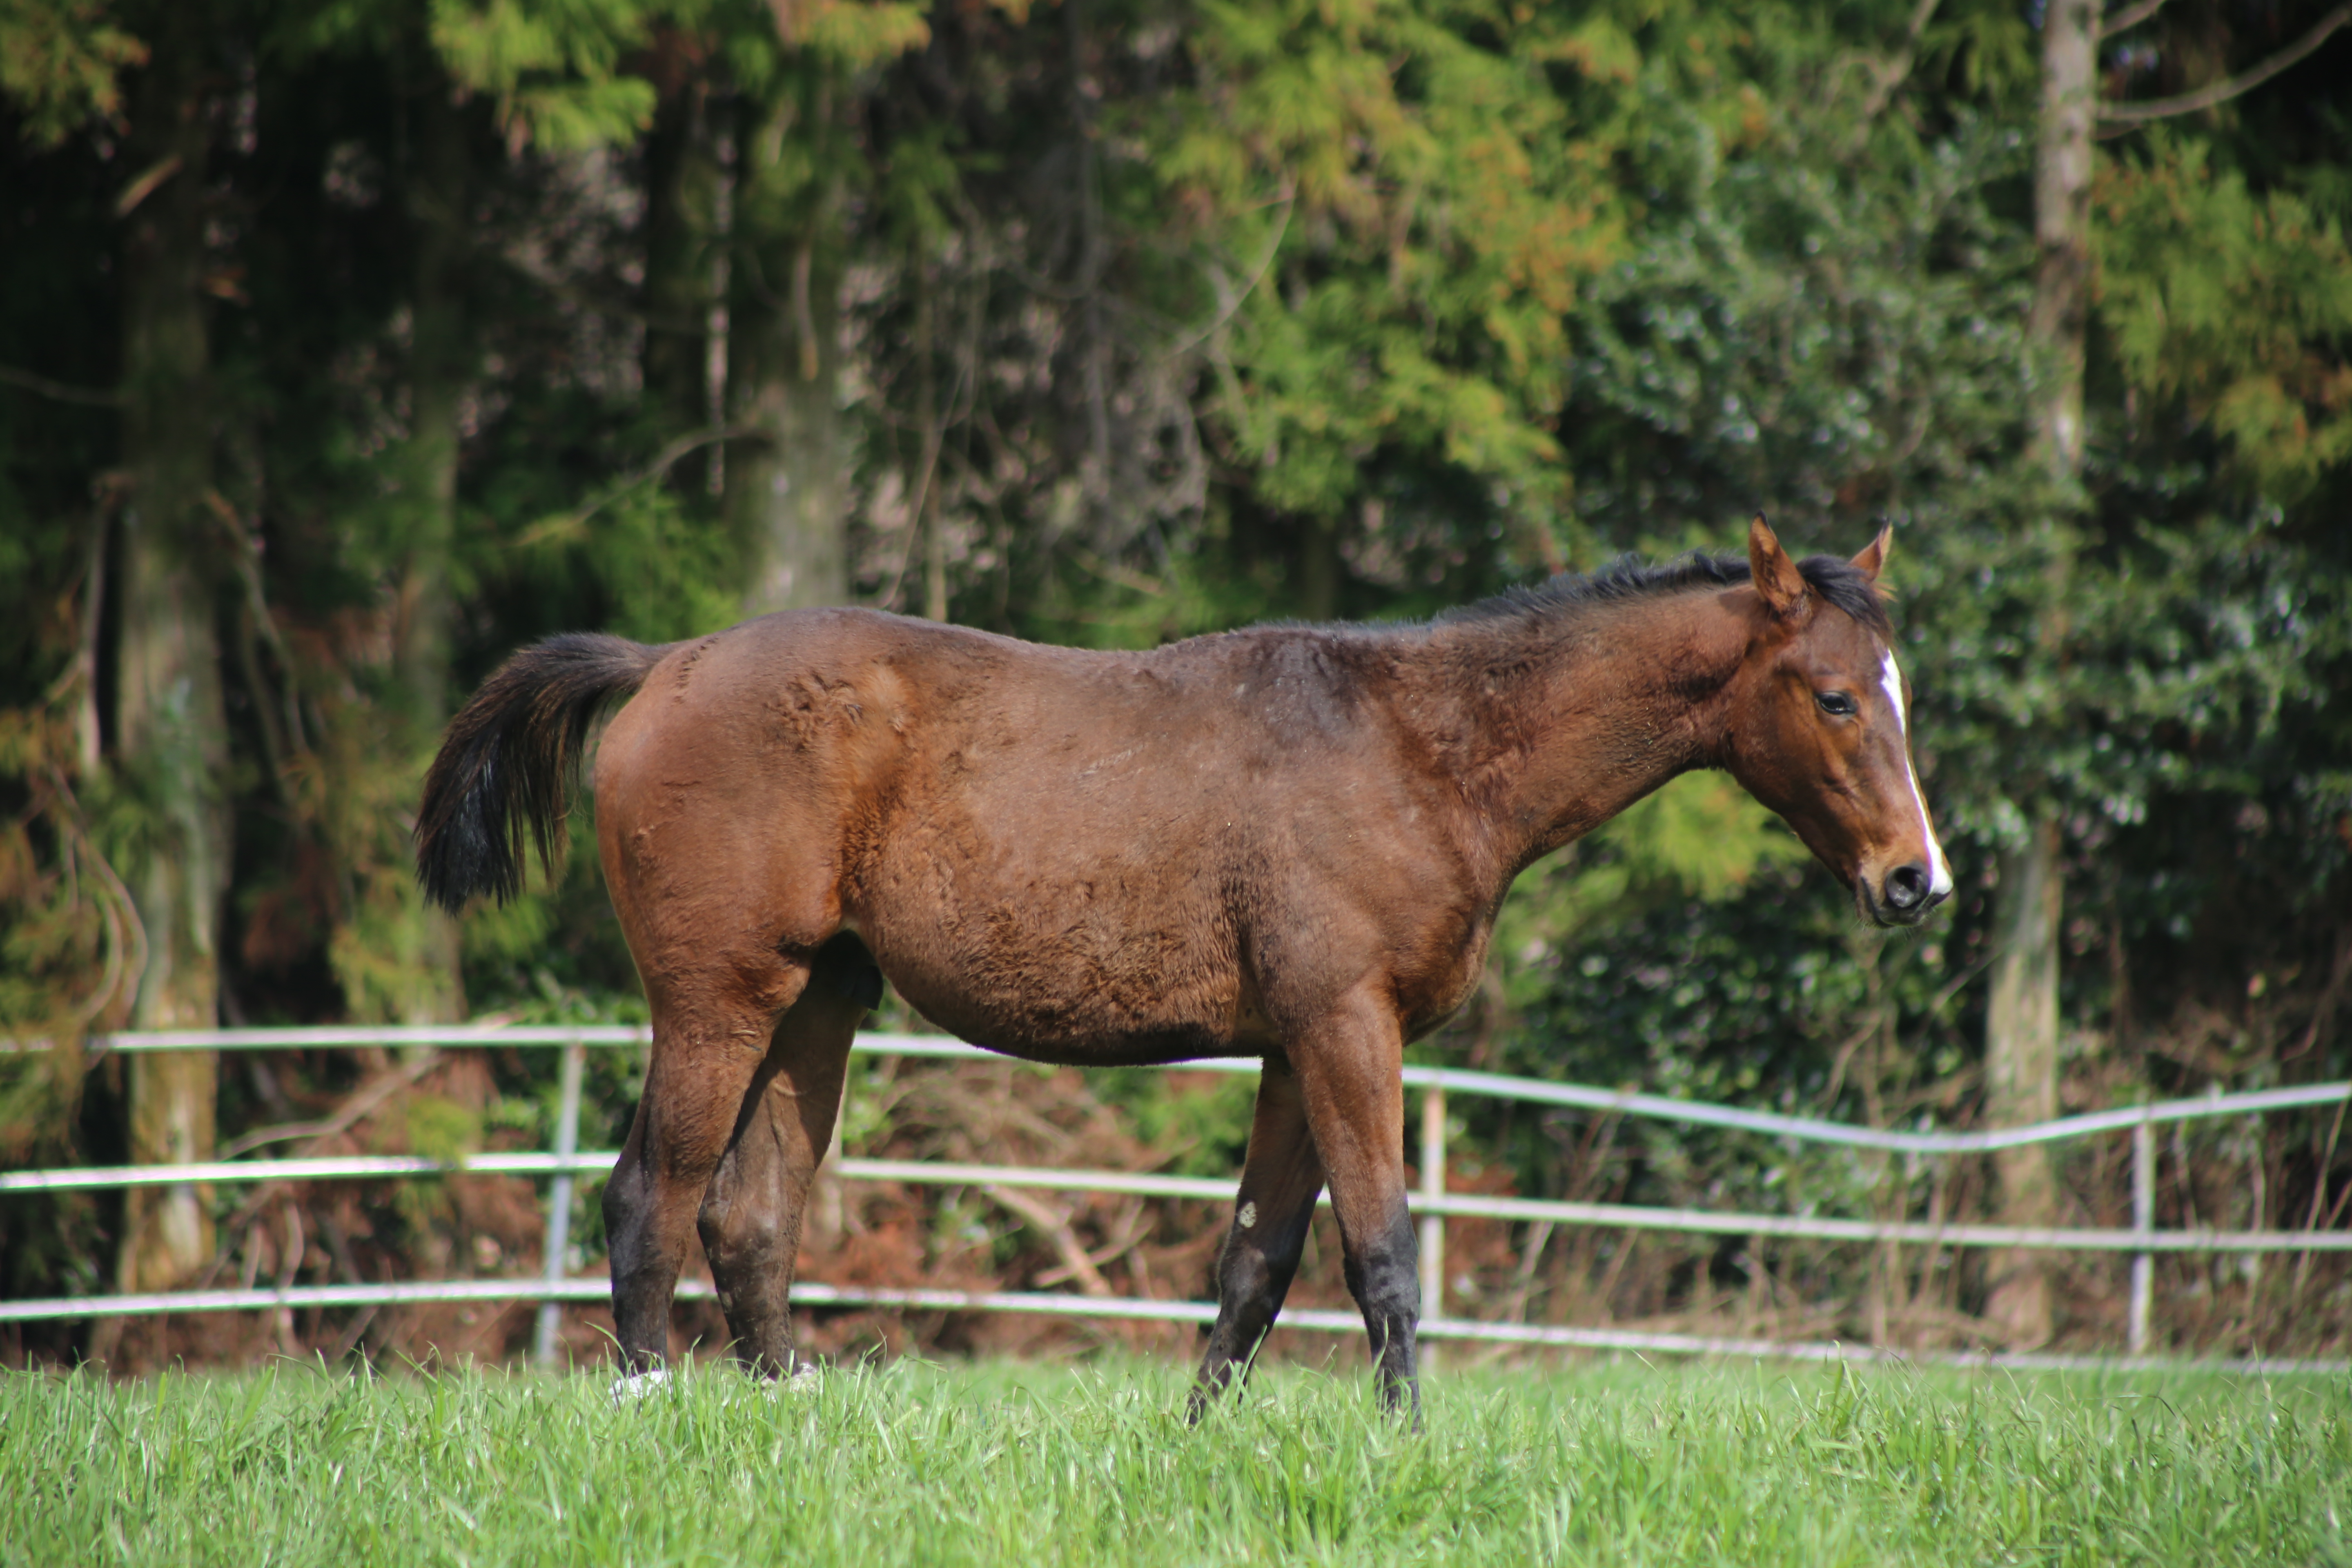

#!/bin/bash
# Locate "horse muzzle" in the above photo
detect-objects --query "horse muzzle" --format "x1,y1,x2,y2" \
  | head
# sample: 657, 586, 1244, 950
1860, 862, 1948, 927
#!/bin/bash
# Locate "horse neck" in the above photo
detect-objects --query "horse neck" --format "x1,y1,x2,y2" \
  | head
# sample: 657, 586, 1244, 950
1421, 590, 1754, 872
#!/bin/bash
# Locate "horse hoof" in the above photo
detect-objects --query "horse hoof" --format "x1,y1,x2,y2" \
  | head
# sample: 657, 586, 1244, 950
746, 1362, 821, 1399
714, 1362, 819, 1408
609, 1368, 672, 1406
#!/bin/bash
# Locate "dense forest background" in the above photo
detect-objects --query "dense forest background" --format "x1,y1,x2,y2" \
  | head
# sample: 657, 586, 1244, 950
3, 0, 2349, 1371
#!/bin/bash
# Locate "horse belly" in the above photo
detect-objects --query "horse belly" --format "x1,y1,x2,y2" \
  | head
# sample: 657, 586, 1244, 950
846, 817, 1257, 1065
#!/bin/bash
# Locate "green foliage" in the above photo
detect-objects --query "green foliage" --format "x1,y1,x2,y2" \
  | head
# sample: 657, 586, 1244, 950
2096, 130, 2352, 495
521, 483, 743, 644
1492, 773, 1804, 1016
428, 0, 656, 150
1087, 1066, 1259, 1178
795, 0, 929, 67
1493, 865, 1968, 1209
400, 1090, 485, 1164
1564, 100, 2040, 545
1024, 542, 1290, 653
5, 0, 2352, 1354
1474, 20, 2352, 1258
0, 0, 145, 147
1180, 0, 1630, 527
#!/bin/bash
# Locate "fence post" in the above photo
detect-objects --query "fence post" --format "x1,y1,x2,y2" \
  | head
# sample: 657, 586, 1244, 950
533, 1037, 588, 1368
2129, 1110, 2154, 1355
1420, 1082, 1446, 1324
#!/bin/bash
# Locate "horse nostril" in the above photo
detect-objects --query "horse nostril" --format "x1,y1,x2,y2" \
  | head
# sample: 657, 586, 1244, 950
1884, 864, 1929, 911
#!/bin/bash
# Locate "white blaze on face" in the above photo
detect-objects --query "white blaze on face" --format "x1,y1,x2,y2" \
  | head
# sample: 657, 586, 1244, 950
1879, 649, 1953, 899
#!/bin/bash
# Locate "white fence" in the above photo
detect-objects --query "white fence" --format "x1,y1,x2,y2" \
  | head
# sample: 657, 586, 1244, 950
4, 1026, 2348, 1373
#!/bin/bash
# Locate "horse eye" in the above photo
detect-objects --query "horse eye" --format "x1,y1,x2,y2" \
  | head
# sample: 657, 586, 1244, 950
1816, 690, 1857, 717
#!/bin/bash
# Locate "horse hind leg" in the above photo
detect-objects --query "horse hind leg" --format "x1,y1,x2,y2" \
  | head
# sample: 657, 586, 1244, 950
697, 934, 878, 1377
602, 953, 813, 1377
1189, 1059, 1326, 1421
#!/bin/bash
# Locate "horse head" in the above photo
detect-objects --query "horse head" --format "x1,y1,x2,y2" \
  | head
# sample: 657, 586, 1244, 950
1722, 516, 1952, 928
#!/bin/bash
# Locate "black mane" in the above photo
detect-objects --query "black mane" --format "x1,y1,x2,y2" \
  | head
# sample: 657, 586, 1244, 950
1438, 550, 1891, 638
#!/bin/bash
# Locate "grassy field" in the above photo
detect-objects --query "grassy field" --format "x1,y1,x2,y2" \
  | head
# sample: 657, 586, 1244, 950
2, 1353, 2346, 1567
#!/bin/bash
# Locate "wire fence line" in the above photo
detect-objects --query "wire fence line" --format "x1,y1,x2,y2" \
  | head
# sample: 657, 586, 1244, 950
9, 1151, 2348, 1255
3, 1025, 2347, 1369
0, 1276, 2342, 1378
23, 1022, 2347, 1154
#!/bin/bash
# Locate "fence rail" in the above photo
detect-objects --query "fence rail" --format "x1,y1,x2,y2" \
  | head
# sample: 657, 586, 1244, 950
4, 1026, 2346, 1366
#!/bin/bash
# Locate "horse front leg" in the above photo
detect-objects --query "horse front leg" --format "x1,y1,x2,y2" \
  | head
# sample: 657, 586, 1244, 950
1290, 995, 1421, 1421
1189, 1058, 1326, 1421
697, 935, 875, 1377
603, 958, 807, 1380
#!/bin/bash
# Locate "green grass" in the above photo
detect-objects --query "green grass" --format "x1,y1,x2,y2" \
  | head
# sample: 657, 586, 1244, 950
2, 1354, 2347, 1566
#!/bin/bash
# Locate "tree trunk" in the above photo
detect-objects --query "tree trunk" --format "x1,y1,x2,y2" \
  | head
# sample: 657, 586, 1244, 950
643, 73, 720, 447
1982, 0, 2095, 1350
2028, 0, 2095, 481
1298, 514, 1342, 622
1984, 817, 2064, 1343
396, 69, 468, 735
114, 3, 226, 1293
726, 72, 849, 615
352, 60, 470, 1028
913, 258, 948, 622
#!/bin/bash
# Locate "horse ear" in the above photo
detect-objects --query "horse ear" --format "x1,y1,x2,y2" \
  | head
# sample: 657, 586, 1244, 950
1850, 524, 1892, 583
1747, 514, 1809, 617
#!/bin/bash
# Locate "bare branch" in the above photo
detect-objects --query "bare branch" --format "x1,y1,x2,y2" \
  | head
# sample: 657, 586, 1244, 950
496, 245, 706, 335
1033, 1198, 1150, 1288
516, 424, 762, 546
983, 1184, 1117, 1298
0, 364, 121, 408
40, 766, 146, 1034
195, 1050, 453, 1292
209, 490, 308, 788
2099, 0, 2169, 38
1857, 0, 1945, 123
2098, 3, 2351, 125
112, 154, 182, 217
1160, 180, 1297, 360
216, 1049, 447, 1163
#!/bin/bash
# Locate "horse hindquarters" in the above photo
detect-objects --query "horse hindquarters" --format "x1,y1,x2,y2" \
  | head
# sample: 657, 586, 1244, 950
588, 632, 865, 1374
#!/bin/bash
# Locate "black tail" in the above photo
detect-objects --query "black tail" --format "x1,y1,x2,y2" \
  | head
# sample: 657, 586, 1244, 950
415, 633, 667, 911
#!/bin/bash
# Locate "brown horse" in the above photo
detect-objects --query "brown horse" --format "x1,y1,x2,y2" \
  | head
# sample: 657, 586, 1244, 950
416, 517, 1948, 1415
